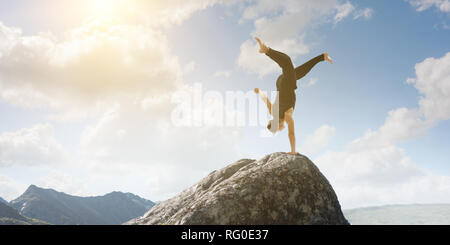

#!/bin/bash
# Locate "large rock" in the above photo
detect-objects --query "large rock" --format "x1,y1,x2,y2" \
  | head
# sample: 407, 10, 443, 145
127, 152, 349, 225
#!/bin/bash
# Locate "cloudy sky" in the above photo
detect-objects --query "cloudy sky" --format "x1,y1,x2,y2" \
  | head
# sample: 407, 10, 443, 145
0, 0, 449, 209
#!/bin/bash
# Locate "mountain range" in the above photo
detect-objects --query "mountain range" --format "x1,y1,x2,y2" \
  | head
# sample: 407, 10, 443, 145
3, 185, 450, 225
0, 197, 8, 205
0, 201, 48, 225
7, 185, 155, 225
344, 204, 450, 225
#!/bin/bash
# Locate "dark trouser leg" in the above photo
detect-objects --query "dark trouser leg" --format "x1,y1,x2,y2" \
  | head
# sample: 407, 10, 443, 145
265, 48, 295, 76
294, 54, 325, 80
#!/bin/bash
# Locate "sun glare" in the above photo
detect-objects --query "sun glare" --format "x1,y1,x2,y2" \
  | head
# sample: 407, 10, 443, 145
90, 0, 123, 17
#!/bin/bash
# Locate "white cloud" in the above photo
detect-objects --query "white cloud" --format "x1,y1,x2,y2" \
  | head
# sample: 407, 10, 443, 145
0, 19, 183, 118
237, 1, 333, 77
213, 70, 232, 78
334, 2, 355, 24
0, 1, 376, 109
408, 52, 450, 123
0, 174, 27, 202
0, 124, 66, 167
345, 52, 450, 151
316, 146, 450, 209
336, 3, 373, 23
237, 0, 371, 77
407, 0, 450, 13
26, 0, 231, 30
315, 52, 450, 209
354, 8, 374, 20
75, 84, 244, 200
0, 1, 248, 201
300, 77, 318, 87
35, 170, 91, 197
350, 108, 428, 150
79, 96, 242, 166
299, 124, 336, 155
0, 0, 380, 202
80, 159, 216, 201
183, 61, 196, 74
119, 0, 236, 28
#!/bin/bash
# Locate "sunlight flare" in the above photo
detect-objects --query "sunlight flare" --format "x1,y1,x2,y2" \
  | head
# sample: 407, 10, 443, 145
89, 0, 124, 18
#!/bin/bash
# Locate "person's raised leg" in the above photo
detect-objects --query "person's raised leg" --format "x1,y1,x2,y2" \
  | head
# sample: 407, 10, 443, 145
255, 37, 294, 75
294, 53, 332, 80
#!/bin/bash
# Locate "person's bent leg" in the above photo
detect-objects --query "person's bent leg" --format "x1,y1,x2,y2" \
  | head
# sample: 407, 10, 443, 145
294, 54, 325, 80
265, 48, 295, 74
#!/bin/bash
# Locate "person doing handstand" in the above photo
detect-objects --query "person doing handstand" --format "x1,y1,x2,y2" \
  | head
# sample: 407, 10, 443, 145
254, 37, 333, 155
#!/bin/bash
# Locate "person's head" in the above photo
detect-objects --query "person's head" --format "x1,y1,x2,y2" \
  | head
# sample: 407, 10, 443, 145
267, 118, 285, 133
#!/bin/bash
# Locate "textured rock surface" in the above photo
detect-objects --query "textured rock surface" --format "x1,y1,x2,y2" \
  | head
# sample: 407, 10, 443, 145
127, 152, 349, 225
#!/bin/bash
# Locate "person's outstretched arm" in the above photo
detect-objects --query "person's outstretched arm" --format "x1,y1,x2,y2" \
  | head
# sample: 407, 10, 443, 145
284, 108, 298, 155
254, 88, 272, 115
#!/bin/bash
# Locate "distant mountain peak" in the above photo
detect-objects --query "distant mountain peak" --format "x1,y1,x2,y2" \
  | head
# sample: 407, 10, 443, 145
24, 184, 46, 194
9, 185, 155, 225
27, 184, 39, 190
0, 197, 9, 205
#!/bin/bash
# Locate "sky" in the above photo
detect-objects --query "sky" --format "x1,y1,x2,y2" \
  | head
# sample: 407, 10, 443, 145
0, 0, 449, 210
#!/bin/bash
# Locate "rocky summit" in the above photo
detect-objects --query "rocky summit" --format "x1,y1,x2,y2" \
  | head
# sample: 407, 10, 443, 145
127, 152, 349, 225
